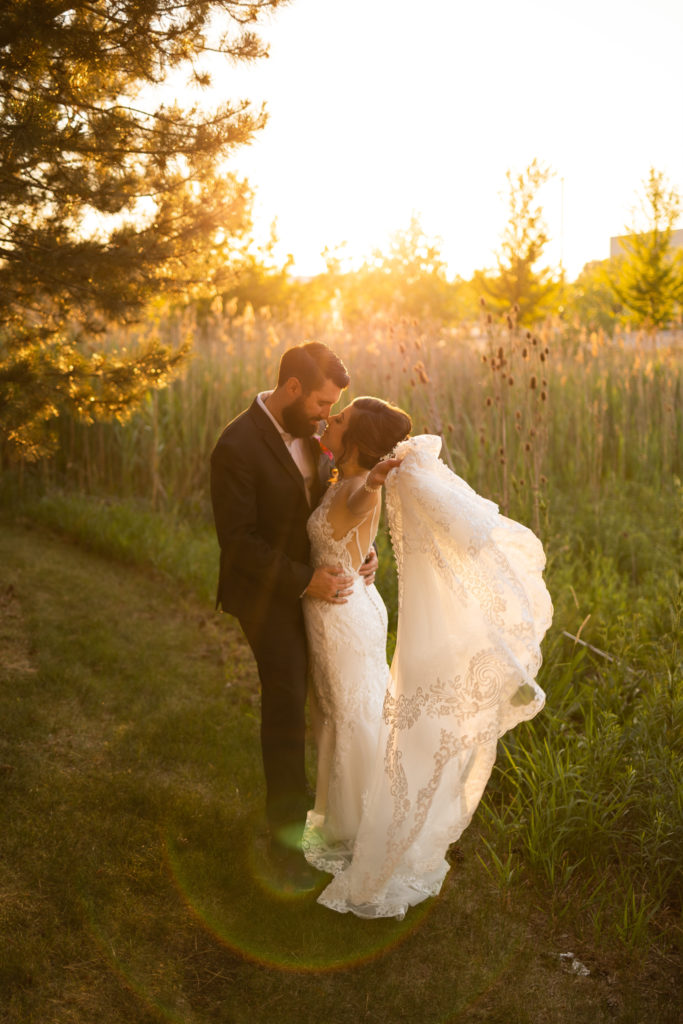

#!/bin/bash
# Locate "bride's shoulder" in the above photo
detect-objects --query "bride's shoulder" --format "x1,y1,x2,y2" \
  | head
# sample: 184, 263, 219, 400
325, 477, 353, 509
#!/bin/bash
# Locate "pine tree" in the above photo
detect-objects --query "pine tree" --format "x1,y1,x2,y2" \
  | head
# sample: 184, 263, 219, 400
0, 0, 286, 459
475, 159, 563, 326
611, 168, 683, 333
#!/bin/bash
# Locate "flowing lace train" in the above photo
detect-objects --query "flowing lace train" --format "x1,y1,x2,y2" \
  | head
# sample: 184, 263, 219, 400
303, 435, 552, 918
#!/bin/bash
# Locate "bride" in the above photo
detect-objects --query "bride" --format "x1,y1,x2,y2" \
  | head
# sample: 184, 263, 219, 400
303, 396, 552, 919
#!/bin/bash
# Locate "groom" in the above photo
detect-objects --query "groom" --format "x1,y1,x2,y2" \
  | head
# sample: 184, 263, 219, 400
210, 342, 372, 889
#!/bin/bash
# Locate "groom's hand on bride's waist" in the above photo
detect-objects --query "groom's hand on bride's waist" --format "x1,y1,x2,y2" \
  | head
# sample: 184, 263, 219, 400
359, 547, 378, 586
303, 567, 354, 603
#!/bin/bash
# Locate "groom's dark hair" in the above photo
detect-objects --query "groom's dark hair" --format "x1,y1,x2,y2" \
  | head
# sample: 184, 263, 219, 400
277, 342, 349, 393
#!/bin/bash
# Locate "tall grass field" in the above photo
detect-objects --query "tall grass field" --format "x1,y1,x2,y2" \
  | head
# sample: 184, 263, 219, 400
8, 302, 682, 962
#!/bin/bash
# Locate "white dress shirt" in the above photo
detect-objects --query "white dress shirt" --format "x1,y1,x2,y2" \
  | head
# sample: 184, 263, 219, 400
258, 391, 316, 505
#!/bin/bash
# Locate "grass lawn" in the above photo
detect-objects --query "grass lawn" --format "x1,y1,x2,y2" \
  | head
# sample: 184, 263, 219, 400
0, 521, 679, 1024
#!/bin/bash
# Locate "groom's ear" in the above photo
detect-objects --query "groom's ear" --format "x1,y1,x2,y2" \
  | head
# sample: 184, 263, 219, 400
284, 376, 303, 399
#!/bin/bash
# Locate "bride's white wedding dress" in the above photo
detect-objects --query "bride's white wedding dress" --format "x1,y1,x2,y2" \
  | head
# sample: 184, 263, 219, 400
302, 435, 552, 919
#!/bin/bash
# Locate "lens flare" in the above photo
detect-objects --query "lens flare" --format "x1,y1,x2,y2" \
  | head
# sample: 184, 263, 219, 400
163, 827, 436, 972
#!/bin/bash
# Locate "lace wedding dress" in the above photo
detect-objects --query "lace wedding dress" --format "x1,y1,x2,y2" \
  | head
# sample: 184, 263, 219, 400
303, 435, 552, 919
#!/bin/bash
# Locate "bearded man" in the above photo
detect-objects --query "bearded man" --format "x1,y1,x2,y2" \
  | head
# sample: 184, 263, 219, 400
210, 342, 376, 890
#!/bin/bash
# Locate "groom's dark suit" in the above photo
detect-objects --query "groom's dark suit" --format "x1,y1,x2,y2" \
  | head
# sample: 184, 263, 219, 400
210, 397, 330, 832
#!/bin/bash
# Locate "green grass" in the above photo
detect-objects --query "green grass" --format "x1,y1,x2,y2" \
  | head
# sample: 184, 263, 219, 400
14, 491, 219, 605
1, 521, 680, 1024
11, 469, 683, 959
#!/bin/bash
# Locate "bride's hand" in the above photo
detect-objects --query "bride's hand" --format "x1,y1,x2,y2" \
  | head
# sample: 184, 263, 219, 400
304, 566, 354, 603
366, 456, 403, 491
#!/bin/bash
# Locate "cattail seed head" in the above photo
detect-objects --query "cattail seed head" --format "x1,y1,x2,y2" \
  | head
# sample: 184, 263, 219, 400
414, 361, 430, 384
530, 375, 537, 389
486, 396, 492, 406
541, 391, 547, 401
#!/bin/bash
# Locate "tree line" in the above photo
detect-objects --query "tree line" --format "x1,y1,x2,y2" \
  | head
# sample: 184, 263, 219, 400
1, 1, 682, 464
217, 164, 683, 335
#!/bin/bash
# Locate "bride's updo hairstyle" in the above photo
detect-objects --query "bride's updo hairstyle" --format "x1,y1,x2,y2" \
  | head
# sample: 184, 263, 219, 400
340, 397, 412, 470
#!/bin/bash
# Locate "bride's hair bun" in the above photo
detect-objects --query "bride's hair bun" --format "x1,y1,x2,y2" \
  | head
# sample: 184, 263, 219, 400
342, 397, 412, 470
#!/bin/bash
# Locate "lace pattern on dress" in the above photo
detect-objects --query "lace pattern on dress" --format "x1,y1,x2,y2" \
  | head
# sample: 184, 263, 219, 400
303, 435, 552, 919
303, 482, 389, 845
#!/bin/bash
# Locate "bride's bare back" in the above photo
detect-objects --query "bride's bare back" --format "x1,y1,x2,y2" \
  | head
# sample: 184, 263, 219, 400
325, 479, 381, 572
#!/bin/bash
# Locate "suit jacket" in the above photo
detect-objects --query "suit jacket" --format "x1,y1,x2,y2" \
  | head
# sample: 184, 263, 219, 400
210, 398, 332, 621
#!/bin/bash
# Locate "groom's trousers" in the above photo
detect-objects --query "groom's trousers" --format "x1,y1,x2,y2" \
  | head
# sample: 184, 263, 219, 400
239, 598, 310, 837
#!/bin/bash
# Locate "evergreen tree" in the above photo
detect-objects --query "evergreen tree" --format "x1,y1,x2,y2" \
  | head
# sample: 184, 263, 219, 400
475, 159, 562, 325
0, 0, 286, 459
611, 168, 683, 332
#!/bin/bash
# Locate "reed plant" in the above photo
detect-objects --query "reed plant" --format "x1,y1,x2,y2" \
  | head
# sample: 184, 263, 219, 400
33, 304, 680, 529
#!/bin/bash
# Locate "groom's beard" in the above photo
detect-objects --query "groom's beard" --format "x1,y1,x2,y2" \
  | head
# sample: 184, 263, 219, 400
281, 395, 319, 438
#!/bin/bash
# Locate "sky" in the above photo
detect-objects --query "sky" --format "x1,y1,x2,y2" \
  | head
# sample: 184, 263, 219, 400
191, 0, 683, 282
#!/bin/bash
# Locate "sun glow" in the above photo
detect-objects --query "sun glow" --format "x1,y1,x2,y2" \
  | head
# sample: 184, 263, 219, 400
177, 0, 683, 281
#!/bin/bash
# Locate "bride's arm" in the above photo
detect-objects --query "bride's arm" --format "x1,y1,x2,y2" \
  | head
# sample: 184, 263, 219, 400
345, 456, 402, 515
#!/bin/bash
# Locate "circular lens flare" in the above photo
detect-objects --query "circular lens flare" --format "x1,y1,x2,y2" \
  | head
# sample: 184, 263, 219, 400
163, 828, 437, 972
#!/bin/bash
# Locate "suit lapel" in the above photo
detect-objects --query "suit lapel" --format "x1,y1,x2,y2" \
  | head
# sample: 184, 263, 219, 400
310, 437, 333, 507
248, 399, 309, 498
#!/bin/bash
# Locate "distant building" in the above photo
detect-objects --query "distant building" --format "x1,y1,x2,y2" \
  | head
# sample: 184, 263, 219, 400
610, 227, 683, 259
